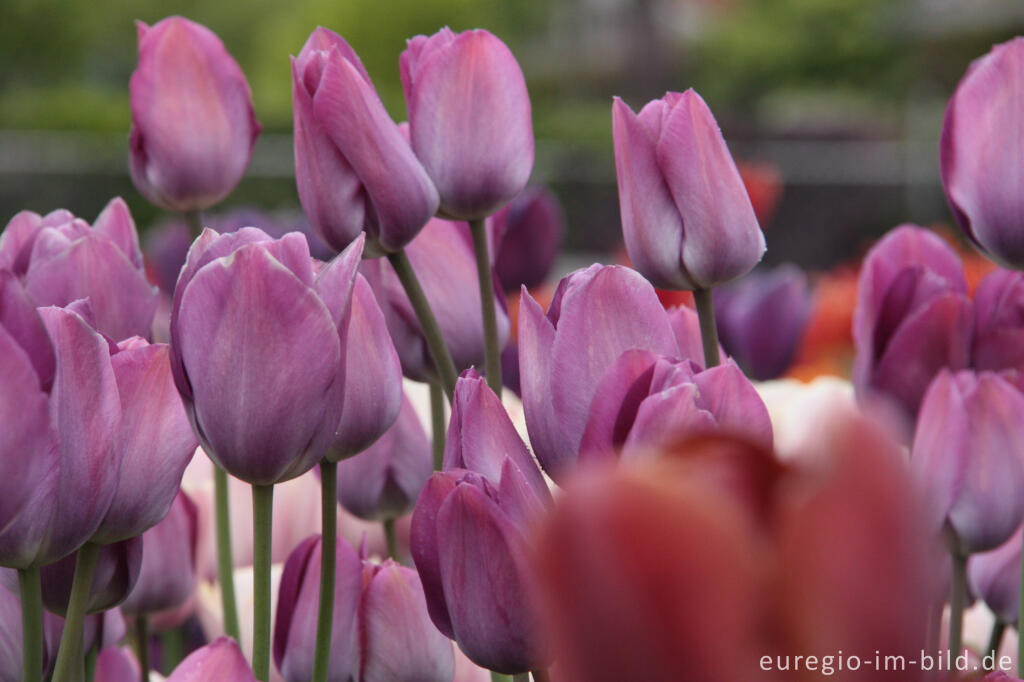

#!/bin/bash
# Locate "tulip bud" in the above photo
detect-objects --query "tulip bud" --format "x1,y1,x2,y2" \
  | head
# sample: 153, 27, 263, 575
612, 90, 765, 290
969, 526, 1022, 626
120, 490, 199, 619
0, 198, 158, 341
40, 537, 142, 615
911, 370, 1024, 554
853, 225, 973, 418
714, 265, 812, 380
401, 28, 533, 220
336, 391, 432, 520
490, 187, 564, 293
93, 647, 140, 682
130, 17, 260, 211
973, 269, 1024, 373
361, 218, 509, 382
518, 264, 680, 481
294, 27, 438, 255
411, 461, 549, 674
167, 637, 257, 682
941, 38, 1024, 269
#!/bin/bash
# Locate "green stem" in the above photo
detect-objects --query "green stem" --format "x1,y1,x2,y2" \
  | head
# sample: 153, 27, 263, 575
183, 210, 203, 239
986, 620, 1006, 671
160, 627, 185, 674
214, 465, 241, 642
490, 673, 510, 682
430, 382, 446, 470
252, 484, 274, 681
84, 646, 97, 682
18, 567, 42, 682
51, 542, 100, 682
387, 250, 458, 400
384, 518, 398, 560
312, 461, 337, 682
469, 218, 503, 394
949, 550, 967, 663
693, 288, 721, 368
512, 674, 529, 682
134, 616, 149, 682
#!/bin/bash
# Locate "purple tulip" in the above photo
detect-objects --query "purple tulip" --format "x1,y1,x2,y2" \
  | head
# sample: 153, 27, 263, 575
577, 353, 772, 463
361, 217, 509, 382
294, 27, 439, 255
490, 187, 564, 293
411, 462, 549, 674
92, 647, 140, 682
852, 225, 973, 418
167, 637, 257, 682
120, 490, 198, 617
911, 370, 1024, 553
275, 534, 452, 682
130, 17, 260, 211
940, 38, 1024, 269
401, 28, 533, 220
713, 265, 812, 380
40, 537, 143, 615
666, 304, 722, 367
336, 392, 432, 520
0, 578, 65, 681
0, 198, 158, 341
518, 264, 681, 481
969, 526, 1022, 625
973, 268, 1024, 373
170, 229, 400, 484
612, 90, 765, 290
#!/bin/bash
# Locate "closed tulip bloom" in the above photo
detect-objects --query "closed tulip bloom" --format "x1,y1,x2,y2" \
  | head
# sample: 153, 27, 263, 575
853, 225, 973, 418
714, 265, 812, 380
120, 490, 199, 617
973, 269, 1024, 373
490, 187, 564, 293
518, 264, 681, 481
336, 392, 432, 520
612, 90, 765, 290
40, 537, 143, 615
167, 638, 257, 682
401, 28, 533, 220
1, 198, 158, 341
941, 38, 1024, 269
411, 461, 549, 674
130, 17, 259, 212
171, 229, 399, 484
294, 27, 438, 255
969, 526, 1022, 625
361, 218, 509, 382
911, 370, 1024, 554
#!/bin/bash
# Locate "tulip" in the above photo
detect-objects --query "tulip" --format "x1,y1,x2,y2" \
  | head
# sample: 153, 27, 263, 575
92, 647, 139, 682
666, 304, 721, 367
120, 490, 199, 619
361, 218, 509, 382
401, 28, 533, 220
0, 579, 65, 682
518, 264, 682, 481
911, 370, 1024, 554
167, 637, 257, 682
40, 537, 142, 616
171, 229, 399, 484
940, 38, 1024, 269
611, 90, 765, 290
969, 527, 1022, 626
973, 269, 1024, 373
411, 461, 549, 674
336, 392, 432, 520
293, 27, 438, 255
852, 225, 973, 418
1, 198, 158, 341
714, 264, 812, 380
274, 534, 453, 682
130, 17, 260, 212
490, 187, 564, 293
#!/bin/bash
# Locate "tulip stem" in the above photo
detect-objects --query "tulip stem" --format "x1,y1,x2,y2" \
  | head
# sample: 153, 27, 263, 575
252, 484, 274, 682
693, 288, 721, 368
160, 627, 185, 673
384, 518, 398, 560
214, 465, 241, 642
430, 382, 446, 470
184, 210, 203, 239
387, 250, 458, 400
469, 218, 503, 394
948, 550, 967, 664
512, 674, 529, 682
18, 566, 43, 682
312, 460, 338, 682
986, 620, 1005, 671
134, 616, 150, 682
52, 542, 100, 682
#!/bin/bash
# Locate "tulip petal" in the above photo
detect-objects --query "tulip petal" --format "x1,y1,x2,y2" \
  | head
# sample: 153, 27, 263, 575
0, 211, 43, 275
92, 197, 143, 269
313, 233, 364, 330
517, 290, 568, 476
167, 638, 257, 682
410, 473, 458, 639
0, 270, 55, 390
692, 361, 774, 450
968, 527, 1022, 625
578, 349, 659, 463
